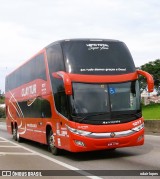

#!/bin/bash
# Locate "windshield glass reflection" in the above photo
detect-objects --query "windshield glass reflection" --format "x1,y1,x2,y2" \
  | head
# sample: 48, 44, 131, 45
70, 81, 140, 116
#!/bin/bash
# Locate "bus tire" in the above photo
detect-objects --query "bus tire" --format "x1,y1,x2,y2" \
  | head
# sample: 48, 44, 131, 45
47, 130, 59, 155
13, 125, 17, 141
13, 125, 22, 142
17, 129, 23, 143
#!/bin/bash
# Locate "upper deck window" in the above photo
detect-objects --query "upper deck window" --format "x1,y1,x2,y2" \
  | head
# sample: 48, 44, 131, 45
5, 53, 46, 92
62, 41, 135, 75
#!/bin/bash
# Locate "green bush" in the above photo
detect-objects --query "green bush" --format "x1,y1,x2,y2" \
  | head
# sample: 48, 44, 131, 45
0, 94, 5, 104
0, 107, 5, 118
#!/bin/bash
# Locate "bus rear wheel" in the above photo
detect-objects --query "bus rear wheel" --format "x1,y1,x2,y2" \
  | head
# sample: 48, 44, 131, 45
13, 125, 17, 141
13, 125, 22, 142
48, 130, 60, 155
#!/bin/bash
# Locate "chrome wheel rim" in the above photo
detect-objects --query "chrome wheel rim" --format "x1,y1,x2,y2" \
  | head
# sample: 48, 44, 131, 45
49, 134, 55, 149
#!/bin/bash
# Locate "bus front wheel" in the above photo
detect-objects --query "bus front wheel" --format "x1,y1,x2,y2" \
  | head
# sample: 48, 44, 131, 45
48, 130, 60, 155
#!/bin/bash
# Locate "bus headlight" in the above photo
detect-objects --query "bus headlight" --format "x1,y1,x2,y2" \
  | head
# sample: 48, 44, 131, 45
132, 123, 144, 132
66, 125, 91, 136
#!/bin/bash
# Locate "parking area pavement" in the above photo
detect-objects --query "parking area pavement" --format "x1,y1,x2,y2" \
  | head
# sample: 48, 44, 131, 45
0, 136, 93, 178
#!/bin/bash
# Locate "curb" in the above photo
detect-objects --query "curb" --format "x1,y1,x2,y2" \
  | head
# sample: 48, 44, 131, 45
144, 120, 160, 134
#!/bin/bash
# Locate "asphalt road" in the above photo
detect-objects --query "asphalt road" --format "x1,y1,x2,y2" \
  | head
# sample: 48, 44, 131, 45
0, 122, 160, 179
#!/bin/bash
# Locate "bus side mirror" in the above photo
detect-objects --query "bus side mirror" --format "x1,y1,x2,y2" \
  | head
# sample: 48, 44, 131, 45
137, 70, 154, 92
52, 71, 72, 95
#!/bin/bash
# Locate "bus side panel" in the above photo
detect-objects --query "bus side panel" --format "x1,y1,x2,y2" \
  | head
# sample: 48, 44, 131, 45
53, 118, 73, 151
5, 50, 55, 145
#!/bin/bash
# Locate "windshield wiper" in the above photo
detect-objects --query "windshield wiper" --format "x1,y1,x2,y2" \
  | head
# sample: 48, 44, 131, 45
78, 112, 107, 123
70, 114, 84, 120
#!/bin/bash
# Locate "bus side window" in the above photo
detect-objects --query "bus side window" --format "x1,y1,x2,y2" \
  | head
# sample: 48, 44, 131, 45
41, 98, 52, 118
60, 93, 68, 117
55, 92, 68, 118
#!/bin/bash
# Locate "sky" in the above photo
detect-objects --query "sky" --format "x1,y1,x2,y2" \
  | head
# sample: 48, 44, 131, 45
0, 0, 160, 92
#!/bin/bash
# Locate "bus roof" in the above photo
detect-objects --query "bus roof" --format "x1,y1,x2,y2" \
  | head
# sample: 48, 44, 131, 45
46, 38, 121, 48
6, 38, 122, 77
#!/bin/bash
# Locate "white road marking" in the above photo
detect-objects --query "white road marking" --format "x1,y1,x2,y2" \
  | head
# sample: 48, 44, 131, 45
0, 136, 102, 179
0, 152, 38, 155
0, 146, 21, 148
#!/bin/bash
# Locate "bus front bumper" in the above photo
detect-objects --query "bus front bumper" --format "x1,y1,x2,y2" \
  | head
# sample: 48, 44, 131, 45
66, 123, 144, 152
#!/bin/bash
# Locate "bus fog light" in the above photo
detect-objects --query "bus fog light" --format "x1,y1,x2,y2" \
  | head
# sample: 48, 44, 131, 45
137, 135, 144, 142
74, 140, 85, 147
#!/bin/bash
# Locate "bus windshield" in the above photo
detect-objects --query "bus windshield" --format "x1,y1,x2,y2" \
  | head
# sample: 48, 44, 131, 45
62, 40, 135, 75
70, 81, 141, 124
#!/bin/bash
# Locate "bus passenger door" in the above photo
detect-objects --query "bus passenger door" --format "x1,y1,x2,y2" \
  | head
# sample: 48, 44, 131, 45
55, 92, 69, 149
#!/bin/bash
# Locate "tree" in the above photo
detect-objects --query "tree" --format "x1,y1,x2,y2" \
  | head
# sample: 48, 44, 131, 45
139, 59, 160, 94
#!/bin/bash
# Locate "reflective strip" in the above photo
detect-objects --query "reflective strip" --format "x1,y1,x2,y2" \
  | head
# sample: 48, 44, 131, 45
85, 123, 144, 139
88, 130, 135, 138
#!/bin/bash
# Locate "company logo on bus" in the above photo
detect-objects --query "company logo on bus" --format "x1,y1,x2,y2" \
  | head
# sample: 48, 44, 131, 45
22, 84, 36, 97
110, 132, 116, 138
86, 44, 109, 50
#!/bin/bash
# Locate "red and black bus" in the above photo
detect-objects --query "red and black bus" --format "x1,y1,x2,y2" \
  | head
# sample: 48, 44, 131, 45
5, 39, 154, 155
